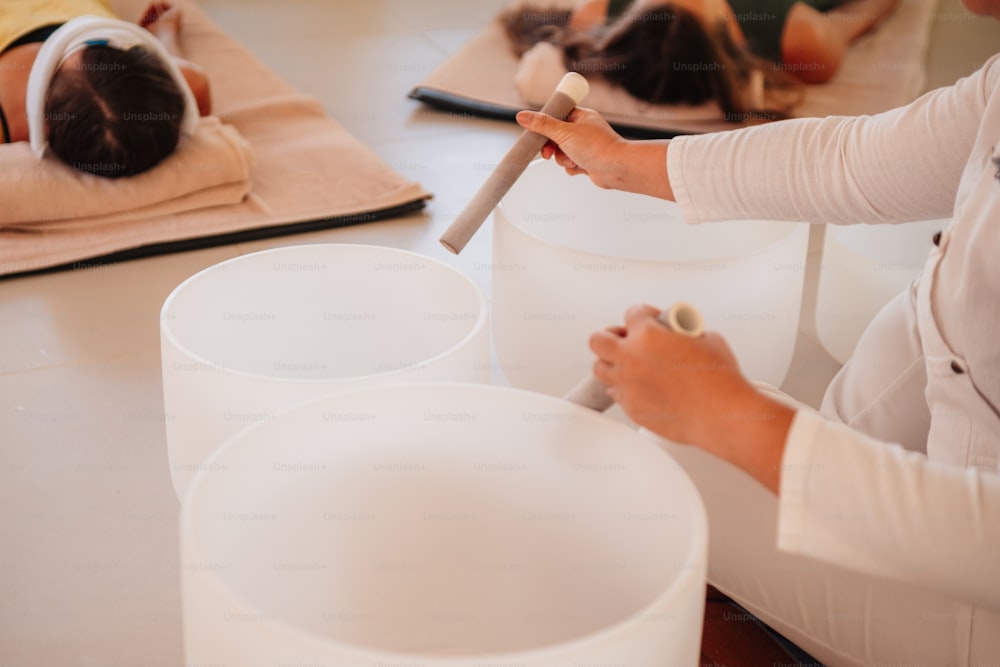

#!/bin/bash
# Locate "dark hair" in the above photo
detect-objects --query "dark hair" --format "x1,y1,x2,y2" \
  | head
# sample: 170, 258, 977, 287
502, 3, 802, 119
44, 44, 185, 178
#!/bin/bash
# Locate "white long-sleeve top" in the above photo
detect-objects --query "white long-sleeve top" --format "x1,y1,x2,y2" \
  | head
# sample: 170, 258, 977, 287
668, 55, 1000, 609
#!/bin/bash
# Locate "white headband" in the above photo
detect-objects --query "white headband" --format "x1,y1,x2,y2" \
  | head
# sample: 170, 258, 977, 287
26, 15, 200, 157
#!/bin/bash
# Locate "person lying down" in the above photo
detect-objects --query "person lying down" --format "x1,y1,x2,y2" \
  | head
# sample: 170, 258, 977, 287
0, 0, 211, 178
502, 0, 899, 118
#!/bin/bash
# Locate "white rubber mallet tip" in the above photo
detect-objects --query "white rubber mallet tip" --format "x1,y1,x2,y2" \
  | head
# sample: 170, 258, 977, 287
555, 71, 590, 104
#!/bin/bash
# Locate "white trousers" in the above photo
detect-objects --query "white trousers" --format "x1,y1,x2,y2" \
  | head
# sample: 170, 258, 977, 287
656, 284, 1000, 666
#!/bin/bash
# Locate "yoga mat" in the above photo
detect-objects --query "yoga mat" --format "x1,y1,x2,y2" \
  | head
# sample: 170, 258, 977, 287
409, 0, 939, 137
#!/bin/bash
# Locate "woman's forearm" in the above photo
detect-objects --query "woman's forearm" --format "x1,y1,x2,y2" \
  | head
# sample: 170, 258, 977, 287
517, 108, 676, 200
666, 80, 981, 225
616, 139, 674, 200
705, 388, 795, 494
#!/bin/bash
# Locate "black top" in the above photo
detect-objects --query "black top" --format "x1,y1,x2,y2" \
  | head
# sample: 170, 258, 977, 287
2, 23, 63, 54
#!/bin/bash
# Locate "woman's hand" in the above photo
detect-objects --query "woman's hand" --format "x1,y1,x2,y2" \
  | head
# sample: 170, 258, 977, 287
139, 2, 181, 37
516, 106, 676, 200
590, 304, 794, 493
516, 106, 622, 182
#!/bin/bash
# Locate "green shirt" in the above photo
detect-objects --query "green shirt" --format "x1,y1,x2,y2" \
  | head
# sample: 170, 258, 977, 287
606, 0, 842, 63
727, 0, 841, 61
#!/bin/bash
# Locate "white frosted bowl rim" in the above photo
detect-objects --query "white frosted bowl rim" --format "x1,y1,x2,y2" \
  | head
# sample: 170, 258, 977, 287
496, 161, 805, 266
181, 381, 708, 663
160, 244, 489, 384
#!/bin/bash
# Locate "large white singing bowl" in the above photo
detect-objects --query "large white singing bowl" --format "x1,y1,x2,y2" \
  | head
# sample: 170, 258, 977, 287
181, 383, 708, 666
816, 219, 943, 364
160, 244, 489, 499
492, 160, 809, 395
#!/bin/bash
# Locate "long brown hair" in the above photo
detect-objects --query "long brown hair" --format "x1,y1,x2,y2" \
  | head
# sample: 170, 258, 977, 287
502, 3, 802, 119
44, 44, 185, 178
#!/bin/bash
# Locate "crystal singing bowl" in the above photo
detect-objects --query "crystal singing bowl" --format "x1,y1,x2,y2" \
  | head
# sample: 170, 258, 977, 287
160, 244, 489, 499
491, 160, 810, 396
815, 219, 944, 364
180, 382, 708, 666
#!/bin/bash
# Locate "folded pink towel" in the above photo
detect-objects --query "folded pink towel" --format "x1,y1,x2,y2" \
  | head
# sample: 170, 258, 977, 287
0, 115, 253, 229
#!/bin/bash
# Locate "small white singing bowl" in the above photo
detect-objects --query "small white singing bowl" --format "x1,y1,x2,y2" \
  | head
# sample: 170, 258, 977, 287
180, 383, 708, 666
815, 219, 943, 364
160, 244, 489, 500
492, 159, 809, 396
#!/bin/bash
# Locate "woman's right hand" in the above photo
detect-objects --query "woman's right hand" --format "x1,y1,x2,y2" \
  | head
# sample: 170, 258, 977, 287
516, 106, 675, 200
516, 106, 625, 186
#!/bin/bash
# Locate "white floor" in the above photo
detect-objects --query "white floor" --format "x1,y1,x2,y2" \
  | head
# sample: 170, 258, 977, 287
2, 0, 999, 665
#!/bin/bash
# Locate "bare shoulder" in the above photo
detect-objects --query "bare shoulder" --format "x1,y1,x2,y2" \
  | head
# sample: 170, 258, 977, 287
0, 43, 43, 142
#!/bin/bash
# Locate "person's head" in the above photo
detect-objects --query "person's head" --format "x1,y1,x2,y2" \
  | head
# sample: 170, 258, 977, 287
43, 44, 186, 178
503, 2, 801, 119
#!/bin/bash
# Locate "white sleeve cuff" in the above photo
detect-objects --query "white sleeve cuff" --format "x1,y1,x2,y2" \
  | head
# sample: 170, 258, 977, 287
776, 409, 826, 553
665, 135, 708, 225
